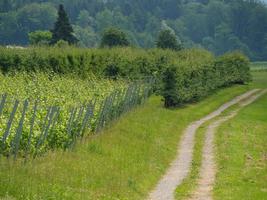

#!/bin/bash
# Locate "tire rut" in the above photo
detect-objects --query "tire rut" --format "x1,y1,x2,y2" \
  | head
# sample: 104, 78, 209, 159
188, 89, 267, 200
148, 89, 260, 200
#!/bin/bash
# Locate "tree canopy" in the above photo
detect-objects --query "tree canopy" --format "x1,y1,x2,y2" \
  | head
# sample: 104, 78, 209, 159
28, 30, 52, 46
1, 0, 267, 60
156, 29, 182, 51
100, 27, 130, 47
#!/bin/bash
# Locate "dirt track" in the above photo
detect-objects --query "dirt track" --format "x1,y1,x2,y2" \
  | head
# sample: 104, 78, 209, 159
189, 89, 267, 200
148, 89, 260, 200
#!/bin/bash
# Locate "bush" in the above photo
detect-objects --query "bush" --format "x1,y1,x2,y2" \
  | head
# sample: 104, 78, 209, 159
156, 29, 182, 51
162, 66, 178, 107
215, 51, 251, 85
28, 31, 52, 46
100, 27, 130, 48
161, 50, 251, 107
54, 40, 70, 48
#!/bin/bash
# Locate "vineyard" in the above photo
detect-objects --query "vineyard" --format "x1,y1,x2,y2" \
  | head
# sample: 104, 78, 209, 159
0, 73, 153, 159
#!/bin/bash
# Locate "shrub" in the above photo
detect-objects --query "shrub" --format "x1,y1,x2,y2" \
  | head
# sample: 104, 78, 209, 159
162, 66, 178, 107
156, 29, 182, 51
100, 27, 130, 48
55, 40, 70, 48
28, 31, 52, 46
104, 63, 120, 79
215, 51, 251, 85
161, 50, 251, 107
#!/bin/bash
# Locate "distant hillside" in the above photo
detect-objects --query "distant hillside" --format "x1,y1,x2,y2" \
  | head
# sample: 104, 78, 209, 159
0, 0, 267, 60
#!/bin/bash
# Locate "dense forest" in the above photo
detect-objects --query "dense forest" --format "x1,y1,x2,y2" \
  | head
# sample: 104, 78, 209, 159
0, 0, 267, 60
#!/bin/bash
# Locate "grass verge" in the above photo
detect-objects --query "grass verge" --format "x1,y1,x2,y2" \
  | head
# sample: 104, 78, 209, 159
214, 93, 267, 200
1, 73, 265, 200
250, 61, 267, 71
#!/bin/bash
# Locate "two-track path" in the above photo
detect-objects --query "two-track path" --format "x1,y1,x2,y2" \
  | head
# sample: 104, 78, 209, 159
189, 89, 267, 200
148, 89, 262, 200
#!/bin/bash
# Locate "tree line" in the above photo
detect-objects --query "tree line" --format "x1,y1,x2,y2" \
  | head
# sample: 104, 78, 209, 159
29, 4, 180, 51
0, 0, 267, 60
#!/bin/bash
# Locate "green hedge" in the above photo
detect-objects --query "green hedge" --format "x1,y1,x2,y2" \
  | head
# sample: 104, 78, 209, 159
162, 51, 251, 106
0, 47, 167, 78
0, 47, 214, 78
0, 47, 251, 105
215, 52, 251, 85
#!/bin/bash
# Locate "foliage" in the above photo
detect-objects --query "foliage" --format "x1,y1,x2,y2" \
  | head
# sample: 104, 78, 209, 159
100, 27, 130, 48
0, 2, 57, 45
28, 30, 52, 46
50, 4, 78, 45
74, 26, 98, 47
1, 0, 267, 60
161, 50, 251, 107
0, 73, 119, 155
215, 51, 252, 85
104, 63, 120, 79
54, 39, 69, 48
156, 29, 182, 51
0, 73, 123, 107
162, 67, 178, 107
0, 46, 164, 77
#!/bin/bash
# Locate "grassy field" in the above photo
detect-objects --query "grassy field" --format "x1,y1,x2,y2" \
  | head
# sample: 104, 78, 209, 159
175, 70, 267, 199
250, 62, 267, 71
0, 71, 265, 200
214, 93, 267, 200
251, 71, 267, 88
0, 85, 254, 199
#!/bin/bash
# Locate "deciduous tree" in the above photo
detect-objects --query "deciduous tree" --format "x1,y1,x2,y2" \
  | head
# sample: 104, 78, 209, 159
156, 29, 182, 51
100, 27, 130, 47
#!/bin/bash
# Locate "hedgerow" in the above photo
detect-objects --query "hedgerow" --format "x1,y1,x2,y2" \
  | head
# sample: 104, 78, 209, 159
0, 47, 251, 106
0, 47, 166, 78
162, 51, 251, 107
